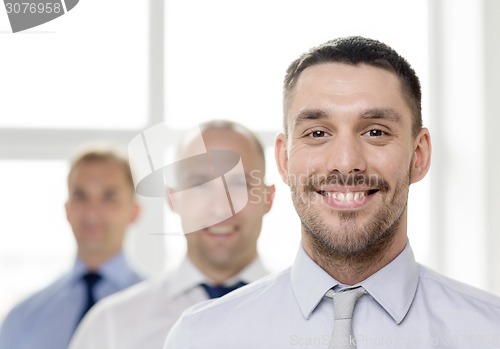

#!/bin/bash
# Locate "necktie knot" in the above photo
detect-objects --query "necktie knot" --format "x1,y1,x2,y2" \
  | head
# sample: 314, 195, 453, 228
325, 286, 365, 349
325, 287, 365, 320
83, 272, 102, 289
201, 281, 247, 299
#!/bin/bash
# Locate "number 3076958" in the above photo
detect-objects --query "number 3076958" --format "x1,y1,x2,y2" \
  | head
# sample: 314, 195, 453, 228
5, 2, 62, 14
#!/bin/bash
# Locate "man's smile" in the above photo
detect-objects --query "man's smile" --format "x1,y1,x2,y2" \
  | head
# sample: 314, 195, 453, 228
315, 187, 380, 209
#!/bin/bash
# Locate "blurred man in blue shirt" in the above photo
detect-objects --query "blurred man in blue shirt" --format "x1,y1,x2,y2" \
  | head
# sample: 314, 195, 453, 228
0, 146, 143, 349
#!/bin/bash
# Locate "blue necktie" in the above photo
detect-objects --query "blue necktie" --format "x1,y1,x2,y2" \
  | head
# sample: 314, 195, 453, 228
200, 281, 247, 299
78, 272, 102, 322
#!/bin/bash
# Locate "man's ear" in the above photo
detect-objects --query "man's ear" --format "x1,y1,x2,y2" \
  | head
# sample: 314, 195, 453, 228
130, 202, 141, 223
410, 128, 432, 184
64, 201, 70, 221
263, 184, 276, 214
166, 188, 176, 212
275, 133, 289, 185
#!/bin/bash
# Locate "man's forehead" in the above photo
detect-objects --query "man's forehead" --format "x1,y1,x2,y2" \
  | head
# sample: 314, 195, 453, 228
180, 128, 244, 152
169, 149, 242, 189
69, 162, 127, 185
179, 129, 261, 162
287, 63, 411, 125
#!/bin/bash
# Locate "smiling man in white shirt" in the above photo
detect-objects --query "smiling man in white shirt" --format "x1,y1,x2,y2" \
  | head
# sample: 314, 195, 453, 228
69, 120, 275, 349
164, 36, 500, 349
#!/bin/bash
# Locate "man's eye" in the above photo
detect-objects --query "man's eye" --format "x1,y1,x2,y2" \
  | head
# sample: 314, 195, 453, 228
365, 129, 386, 137
186, 178, 210, 188
72, 192, 85, 201
104, 194, 117, 202
309, 130, 326, 138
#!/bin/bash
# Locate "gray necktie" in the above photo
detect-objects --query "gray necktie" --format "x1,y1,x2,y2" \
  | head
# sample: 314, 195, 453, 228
325, 287, 365, 349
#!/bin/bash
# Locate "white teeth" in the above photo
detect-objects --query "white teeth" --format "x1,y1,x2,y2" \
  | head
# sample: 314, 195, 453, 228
326, 191, 366, 202
207, 226, 233, 235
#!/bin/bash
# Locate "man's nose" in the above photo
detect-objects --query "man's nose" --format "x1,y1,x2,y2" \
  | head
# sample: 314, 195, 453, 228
209, 182, 234, 218
82, 199, 102, 220
324, 132, 367, 175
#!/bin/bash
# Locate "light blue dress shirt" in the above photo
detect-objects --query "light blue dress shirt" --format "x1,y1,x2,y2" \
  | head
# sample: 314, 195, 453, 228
0, 252, 142, 349
164, 243, 500, 349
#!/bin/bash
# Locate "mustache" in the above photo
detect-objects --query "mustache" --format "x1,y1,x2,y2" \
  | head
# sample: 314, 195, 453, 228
303, 173, 390, 192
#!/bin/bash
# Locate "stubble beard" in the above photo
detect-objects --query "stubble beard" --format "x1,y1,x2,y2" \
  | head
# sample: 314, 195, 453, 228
290, 169, 411, 274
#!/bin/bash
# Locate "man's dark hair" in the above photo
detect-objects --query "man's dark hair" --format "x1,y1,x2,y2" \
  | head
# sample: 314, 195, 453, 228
68, 146, 135, 194
283, 36, 422, 137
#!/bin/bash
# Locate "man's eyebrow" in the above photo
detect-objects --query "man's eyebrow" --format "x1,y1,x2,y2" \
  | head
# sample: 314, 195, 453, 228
293, 109, 329, 128
292, 108, 403, 129
360, 108, 402, 123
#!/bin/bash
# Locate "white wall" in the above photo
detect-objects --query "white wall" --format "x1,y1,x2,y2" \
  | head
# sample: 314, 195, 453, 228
428, 0, 500, 294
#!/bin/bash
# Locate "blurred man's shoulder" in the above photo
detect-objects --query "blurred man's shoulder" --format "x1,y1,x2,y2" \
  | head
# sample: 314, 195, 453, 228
92, 274, 169, 313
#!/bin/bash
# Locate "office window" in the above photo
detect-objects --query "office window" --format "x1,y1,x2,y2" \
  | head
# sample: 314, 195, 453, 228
164, 0, 428, 131
0, 161, 74, 318
0, 0, 148, 129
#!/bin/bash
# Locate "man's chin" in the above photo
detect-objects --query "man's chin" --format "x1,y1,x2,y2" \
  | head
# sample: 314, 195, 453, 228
204, 254, 237, 268
79, 243, 107, 256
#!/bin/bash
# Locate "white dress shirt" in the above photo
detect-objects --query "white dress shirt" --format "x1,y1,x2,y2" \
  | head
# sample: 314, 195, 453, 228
69, 256, 269, 349
164, 243, 500, 349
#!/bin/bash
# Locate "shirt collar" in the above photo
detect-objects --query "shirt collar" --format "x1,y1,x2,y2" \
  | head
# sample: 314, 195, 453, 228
166, 256, 269, 299
225, 256, 269, 285
290, 242, 419, 324
360, 243, 419, 324
291, 244, 338, 320
69, 252, 139, 288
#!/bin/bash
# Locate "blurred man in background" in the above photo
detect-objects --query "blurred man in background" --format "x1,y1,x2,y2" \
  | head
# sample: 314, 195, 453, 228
69, 120, 275, 349
0, 145, 143, 349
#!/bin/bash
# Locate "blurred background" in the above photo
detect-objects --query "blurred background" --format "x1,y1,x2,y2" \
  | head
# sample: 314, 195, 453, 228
1, 0, 500, 323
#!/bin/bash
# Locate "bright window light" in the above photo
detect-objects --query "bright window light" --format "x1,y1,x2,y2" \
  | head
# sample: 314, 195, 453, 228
0, 0, 148, 129
0, 161, 74, 320
164, 0, 429, 131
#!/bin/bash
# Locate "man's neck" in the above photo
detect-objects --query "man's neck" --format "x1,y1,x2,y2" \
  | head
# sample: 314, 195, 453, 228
188, 253, 256, 285
79, 251, 118, 272
302, 232, 407, 285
